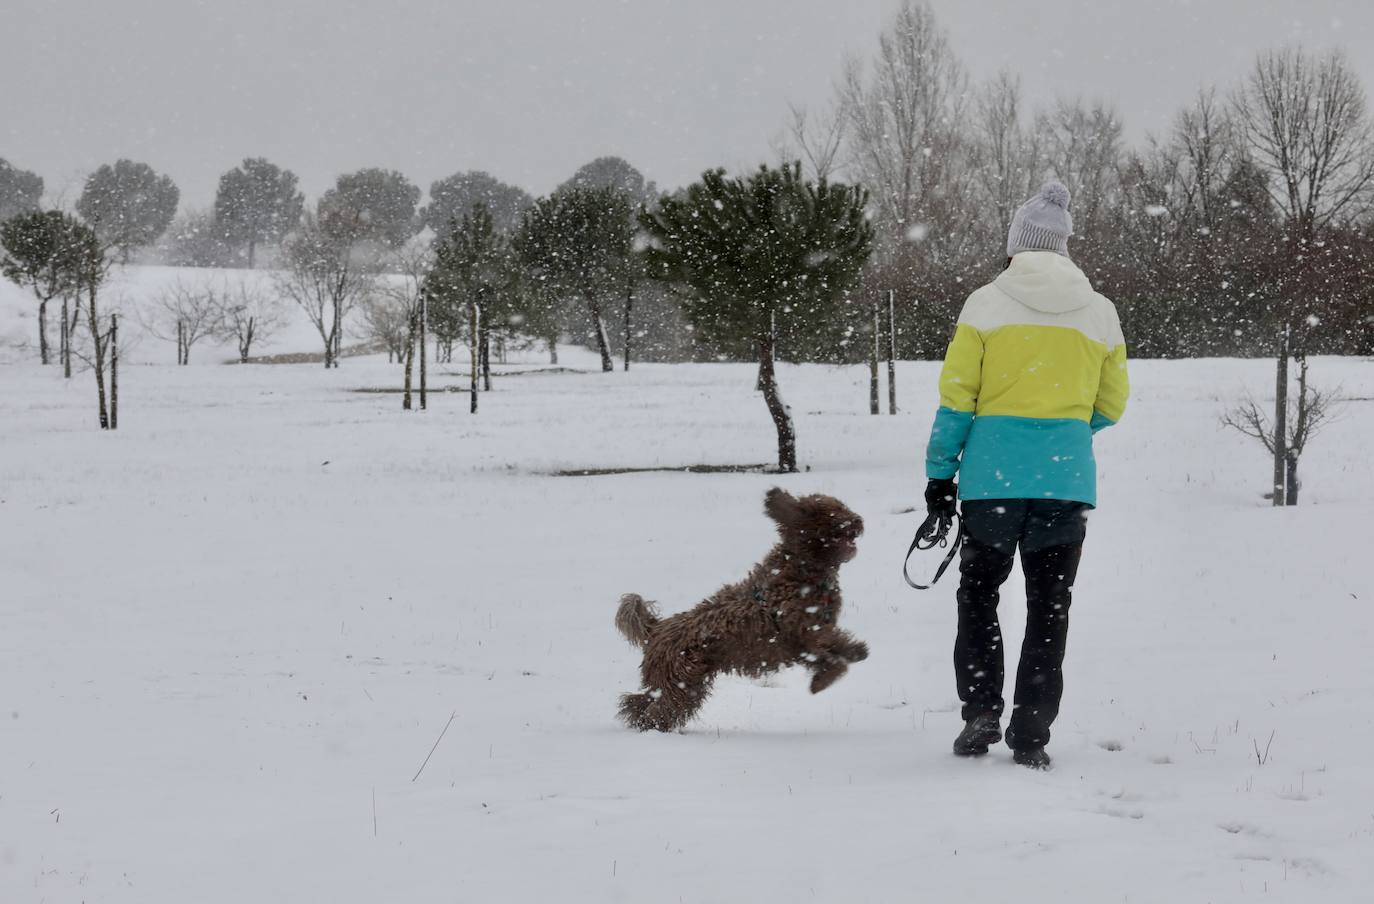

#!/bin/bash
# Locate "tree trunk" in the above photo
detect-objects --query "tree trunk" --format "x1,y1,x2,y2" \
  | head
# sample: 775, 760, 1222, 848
870, 300, 880, 415
38, 299, 50, 365
1286, 356, 1309, 506
66, 300, 79, 377
469, 302, 480, 414
548, 334, 558, 365
587, 297, 613, 372
247, 238, 257, 270
240, 316, 255, 363
321, 316, 333, 369
110, 313, 118, 430
87, 281, 109, 430
60, 298, 71, 378
402, 310, 417, 411
177, 320, 185, 365
623, 286, 633, 371
331, 298, 342, 369
757, 311, 775, 393
887, 289, 898, 415
419, 295, 428, 410
1272, 330, 1288, 506
758, 331, 797, 473
480, 324, 491, 391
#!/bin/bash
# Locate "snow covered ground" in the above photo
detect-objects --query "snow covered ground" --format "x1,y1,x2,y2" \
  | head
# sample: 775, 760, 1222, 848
2, 273, 1373, 902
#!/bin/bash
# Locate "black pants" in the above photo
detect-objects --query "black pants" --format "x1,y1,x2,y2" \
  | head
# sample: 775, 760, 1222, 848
955, 499, 1088, 750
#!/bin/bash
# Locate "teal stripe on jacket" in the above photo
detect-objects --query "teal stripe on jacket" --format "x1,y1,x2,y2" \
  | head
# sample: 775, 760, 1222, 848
955, 415, 1099, 507
926, 406, 974, 480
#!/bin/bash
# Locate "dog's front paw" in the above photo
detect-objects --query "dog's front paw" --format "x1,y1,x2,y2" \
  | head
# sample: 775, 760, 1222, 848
809, 660, 848, 694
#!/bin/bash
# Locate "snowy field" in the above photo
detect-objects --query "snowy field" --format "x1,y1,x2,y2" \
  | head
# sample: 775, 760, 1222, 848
2, 275, 1374, 903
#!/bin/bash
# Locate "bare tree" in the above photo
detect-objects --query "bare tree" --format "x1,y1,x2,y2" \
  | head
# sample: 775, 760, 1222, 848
359, 293, 409, 363
1036, 98, 1124, 244
1233, 47, 1374, 236
1229, 47, 1374, 502
837, 0, 970, 253
145, 279, 222, 364
1174, 88, 1239, 230
379, 241, 432, 410
777, 99, 847, 181
1222, 355, 1340, 505
72, 227, 117, 428
216, 282, 284, 363
970, 72, 1045, 233
276, 212, 375, 368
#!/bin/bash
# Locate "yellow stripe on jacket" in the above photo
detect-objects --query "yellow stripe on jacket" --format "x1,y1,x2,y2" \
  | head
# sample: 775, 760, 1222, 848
924, 251, 1129, 506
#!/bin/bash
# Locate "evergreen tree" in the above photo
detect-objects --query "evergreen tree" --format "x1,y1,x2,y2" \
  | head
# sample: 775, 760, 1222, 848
1, 210, 85, 365
423, 171, 532, 236
319, 168, 421, 249
76, 159, 180, 263
640, 162, 873, 472
557, 156, 657, 204
427, 203, 523, 409
515, 186, 634, 372
0, 159, 44, 224
213, 158, 305, 267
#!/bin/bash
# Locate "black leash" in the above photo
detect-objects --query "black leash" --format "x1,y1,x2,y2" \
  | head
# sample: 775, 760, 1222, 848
902, 510, 963, 590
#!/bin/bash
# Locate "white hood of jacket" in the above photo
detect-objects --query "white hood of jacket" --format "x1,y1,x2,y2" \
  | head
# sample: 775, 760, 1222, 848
993, 251, 1096, 315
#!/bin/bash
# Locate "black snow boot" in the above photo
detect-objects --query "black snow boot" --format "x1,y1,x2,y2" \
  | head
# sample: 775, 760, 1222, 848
1012, 747, 1052, 770
952, 713, 1003, 757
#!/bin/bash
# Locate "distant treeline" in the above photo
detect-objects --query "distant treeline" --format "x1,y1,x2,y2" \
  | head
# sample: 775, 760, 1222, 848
4, 1, 1373, 361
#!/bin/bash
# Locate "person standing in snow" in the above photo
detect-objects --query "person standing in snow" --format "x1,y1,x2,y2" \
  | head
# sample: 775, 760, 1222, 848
923, 181, 1129, 770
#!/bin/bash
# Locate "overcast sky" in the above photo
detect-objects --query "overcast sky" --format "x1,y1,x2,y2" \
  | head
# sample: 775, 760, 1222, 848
3, 0, 1371, 210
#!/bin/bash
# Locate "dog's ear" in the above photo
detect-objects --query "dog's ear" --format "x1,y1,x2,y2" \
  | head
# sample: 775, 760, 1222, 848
763, 487, 803, 528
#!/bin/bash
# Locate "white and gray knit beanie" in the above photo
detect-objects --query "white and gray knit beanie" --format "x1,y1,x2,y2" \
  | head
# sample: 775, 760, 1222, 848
1006, 181, 1073, 258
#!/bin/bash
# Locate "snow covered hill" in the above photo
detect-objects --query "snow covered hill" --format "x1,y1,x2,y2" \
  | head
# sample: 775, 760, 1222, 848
0, 264, 341, 367
1, 349, 1371, 902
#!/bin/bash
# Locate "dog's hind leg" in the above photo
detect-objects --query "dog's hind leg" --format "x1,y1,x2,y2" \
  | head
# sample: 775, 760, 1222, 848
618, 691, 656, 729
619, 680, 715, 732
620, 648, 716, 731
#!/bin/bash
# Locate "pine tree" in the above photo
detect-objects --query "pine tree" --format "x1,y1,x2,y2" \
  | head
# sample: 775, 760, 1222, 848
423, 171, 532, 236
640, 163, 873, 472
213, 158, 305, 267
427, 203, 522, 410
0, 158, 44, 224
319, 168, 421, 249
1, 210, 85, 365
76, 160, 179, 263
514, 186, 633, 372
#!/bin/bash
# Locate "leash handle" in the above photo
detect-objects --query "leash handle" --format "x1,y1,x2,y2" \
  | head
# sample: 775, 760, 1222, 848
902, 511, 963, 590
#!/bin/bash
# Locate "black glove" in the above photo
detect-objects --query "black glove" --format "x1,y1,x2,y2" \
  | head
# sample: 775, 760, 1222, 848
924, 478, 957, 520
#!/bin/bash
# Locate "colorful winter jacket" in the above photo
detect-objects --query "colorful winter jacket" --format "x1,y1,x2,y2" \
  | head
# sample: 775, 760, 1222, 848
924, 251, 1129, 507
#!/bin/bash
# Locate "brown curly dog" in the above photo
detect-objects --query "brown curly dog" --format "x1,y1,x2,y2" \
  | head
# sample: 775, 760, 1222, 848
615, 487, 868, 732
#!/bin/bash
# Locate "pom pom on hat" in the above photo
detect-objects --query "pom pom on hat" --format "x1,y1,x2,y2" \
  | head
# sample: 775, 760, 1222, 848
1007, 181, 1075, 258
1039, 181, 1071, 210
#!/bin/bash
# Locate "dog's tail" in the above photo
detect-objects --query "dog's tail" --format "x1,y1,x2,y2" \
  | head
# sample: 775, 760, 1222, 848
615, 593, 659, 647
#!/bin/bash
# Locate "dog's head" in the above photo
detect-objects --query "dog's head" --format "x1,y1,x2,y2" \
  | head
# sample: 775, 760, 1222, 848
763, 487, 864, 565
